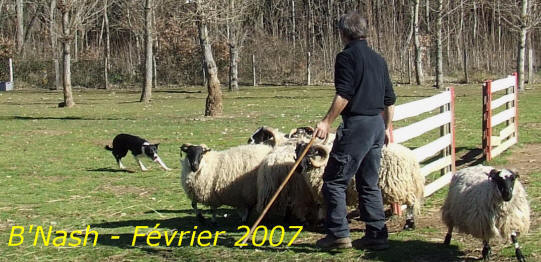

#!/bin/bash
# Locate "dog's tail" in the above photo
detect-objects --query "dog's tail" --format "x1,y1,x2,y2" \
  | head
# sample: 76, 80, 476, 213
105, 145, 113, 151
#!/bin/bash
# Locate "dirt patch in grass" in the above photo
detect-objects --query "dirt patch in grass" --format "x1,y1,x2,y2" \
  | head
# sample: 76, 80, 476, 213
29, 129, 71, 136
495, 143, 541, 176
100, 184, 153, 197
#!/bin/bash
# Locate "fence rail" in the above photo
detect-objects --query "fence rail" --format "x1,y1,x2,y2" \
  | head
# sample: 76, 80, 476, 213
482, 74, 519, 161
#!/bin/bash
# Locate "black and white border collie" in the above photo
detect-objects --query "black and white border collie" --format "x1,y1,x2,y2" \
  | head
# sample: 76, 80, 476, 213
105, 134, 171, 171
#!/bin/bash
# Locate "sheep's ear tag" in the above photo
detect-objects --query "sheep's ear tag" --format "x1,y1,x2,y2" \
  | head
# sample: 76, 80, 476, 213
488, 169, 500, 179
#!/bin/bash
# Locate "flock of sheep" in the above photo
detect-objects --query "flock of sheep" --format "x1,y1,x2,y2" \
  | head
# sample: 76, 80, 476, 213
179, 126, 530, 261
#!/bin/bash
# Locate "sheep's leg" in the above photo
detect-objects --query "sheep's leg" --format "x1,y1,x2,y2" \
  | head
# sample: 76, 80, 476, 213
444, 226, 453, 245
482, 240, 491, 261
210, 206, 217, 224
403, 205, 415, 230
192, 201, 204, 221
238, 208, 249, 224
511, 232, 526, 262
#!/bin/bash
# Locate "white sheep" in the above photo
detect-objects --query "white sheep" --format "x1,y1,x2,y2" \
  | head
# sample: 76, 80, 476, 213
379, 143, 424, 229
296, 142, 423, 229
441, 165, 530, 262
180, 143, 273, 223
255, 144, 319, 224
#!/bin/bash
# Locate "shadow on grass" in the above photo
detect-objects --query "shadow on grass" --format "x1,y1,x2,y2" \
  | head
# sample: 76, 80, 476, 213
87, 168, 136, 173
455, 147, 485, 169
155, 90, 202, 94
1, 115, 134, 121
359, 239, 467, 262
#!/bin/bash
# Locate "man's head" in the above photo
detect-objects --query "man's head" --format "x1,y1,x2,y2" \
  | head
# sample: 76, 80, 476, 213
338, 12, 367, 43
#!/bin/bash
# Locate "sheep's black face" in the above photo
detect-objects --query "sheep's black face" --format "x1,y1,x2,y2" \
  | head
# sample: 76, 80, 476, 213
247, 127, 274, 145
180, 145, 210, 172
489, 169, 518, 202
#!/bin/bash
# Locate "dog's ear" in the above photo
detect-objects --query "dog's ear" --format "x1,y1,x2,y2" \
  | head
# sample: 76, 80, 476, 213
155, 143, 160, 148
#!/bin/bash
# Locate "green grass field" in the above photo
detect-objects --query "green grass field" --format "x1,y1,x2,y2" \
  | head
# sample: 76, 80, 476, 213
0, 83, 539, 261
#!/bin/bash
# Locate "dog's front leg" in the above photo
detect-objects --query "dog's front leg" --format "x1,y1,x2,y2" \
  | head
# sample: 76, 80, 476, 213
134, 156, 148, 171
155, 156, 172, 171
117, 159, 126, 169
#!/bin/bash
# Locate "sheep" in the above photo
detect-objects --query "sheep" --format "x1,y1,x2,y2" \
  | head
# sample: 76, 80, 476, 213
180, 143, 273, 223
378, 143, 424, 229
255, 144, 320, 224
441, 165, 530, 262
247, 126, 317, 147
295, 142, 423, 229
247, 126, 289, 147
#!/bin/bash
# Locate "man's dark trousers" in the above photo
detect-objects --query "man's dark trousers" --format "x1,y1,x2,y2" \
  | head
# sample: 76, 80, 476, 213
322, 114, 387, 239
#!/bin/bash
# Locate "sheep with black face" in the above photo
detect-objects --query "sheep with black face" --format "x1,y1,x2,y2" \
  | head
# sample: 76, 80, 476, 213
441, 165, 530, 262
180, 143, 273, 223
295, 142, 423, 229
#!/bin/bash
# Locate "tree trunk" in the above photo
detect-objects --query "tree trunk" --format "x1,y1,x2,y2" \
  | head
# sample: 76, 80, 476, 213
140, 0, 153, 102
517, 0, 528, 92
229, 43, 239, 91
50, 0, 60, 90
103, 0, 110, 90
16, 0, 24, 55
413, 0, 423, 85
306, 51, 311, 85
61, 8, 74, 108
528, 31, 534, 84
291, 0, 296, 50
228, 0, 239, 91
435, 0, 443, 89
198, 19, 223, 116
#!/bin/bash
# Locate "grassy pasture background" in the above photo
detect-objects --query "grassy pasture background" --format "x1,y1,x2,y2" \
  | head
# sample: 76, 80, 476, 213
0, 84, 539, 261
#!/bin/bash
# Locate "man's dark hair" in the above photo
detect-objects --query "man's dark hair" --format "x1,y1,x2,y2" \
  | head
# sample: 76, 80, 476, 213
338, 12, 367, 40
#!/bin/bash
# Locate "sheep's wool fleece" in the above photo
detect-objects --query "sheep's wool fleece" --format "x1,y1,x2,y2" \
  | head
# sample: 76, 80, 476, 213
441, 165, 530, 241
181, 144, 273, 209
379, 143, 424, 211
300, 141, 357, 207
256, 145, 317, 222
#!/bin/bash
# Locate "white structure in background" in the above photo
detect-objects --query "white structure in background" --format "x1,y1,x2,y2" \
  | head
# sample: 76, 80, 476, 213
0, 58, 13, 91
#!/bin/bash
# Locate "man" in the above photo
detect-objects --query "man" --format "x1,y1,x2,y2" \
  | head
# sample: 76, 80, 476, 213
314, 11, 396, 251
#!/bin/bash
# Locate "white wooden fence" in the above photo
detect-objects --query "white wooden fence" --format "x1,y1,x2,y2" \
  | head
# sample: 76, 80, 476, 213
482, 74, 519, 161
389, 87, 456, 213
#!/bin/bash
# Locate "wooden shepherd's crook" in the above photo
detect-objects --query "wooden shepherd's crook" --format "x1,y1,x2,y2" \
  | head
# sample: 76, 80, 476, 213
241, 135, 317, 246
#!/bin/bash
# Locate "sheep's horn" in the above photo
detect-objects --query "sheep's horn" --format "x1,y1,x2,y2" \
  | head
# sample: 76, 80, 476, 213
309, 145, 329, 168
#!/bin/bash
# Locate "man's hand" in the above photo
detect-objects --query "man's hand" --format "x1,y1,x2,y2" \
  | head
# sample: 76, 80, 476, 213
384, 128, 391, 145
315, 120, 331, 139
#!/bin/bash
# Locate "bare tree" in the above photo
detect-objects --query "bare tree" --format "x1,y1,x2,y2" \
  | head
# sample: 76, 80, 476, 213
140, 0, 153, 102
413, 0, 424, 85
495, 0, 541, 91
434, 0, 443, 89
16, 0, 24, 55
103, 0, 111, 90
190, 0, 223, 116
56, 0, 101, 107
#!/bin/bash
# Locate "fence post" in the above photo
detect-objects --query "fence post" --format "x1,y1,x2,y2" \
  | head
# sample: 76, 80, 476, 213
513, 72, 519, 141
252, 54, 257, 86
9, 58, 13, 83
482, 80, 493, 161
450, 87, 456, 173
